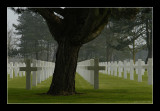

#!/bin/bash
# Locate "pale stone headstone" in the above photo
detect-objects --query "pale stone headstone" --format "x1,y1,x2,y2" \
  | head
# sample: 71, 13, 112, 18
104, 62, 108, 74
45, 62, 48, 79
46, 62, 49, 79
19, 59, 38, 90
19, 62, 24, 77
135, 61, 138, 74
114, 61, 117, 76
124, 60, 127, 79
87, 58, 105, 89
130, 60, 134, 80
10, 62, 14, 78
37, 60, 42, 84
32, 59, 42, 86
89, 59, 94, 85
126, 62, 130, 73
47, 62, 49, 77
137, 59, 142, 82
111, 61, 113, 76
43, 62, 46, 80
7, 63, 9, 75
118, 61, 123, 77
14, 62, 19, 77
141, 61, 145, 75
107, 62, 111, 75
41, 61, 45, 81
49, 62, 53, 77
32, 60, 37, 86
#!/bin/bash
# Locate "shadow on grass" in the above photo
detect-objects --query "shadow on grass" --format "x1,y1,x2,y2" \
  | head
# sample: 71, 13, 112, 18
8, 87, 152, 103
8, 73, 152, 103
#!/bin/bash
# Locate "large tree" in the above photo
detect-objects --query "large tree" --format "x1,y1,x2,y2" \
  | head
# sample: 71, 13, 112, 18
12, 8, 139, 96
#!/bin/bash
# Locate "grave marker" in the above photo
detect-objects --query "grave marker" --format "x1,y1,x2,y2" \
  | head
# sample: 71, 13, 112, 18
10, 62, 14, 78
19, 59, 37, 90
114, 61, 118, 76
37, 60, 42, 84
108, 62, 111, 75
111, 61, 113, 76
87, 58, 105, 89
32, 59, 42, 86
137, 59, 142, 82
14, 62, 19, 77
118, 61, 123, 77
124, 60, 127, 79
130, 60, 134, 80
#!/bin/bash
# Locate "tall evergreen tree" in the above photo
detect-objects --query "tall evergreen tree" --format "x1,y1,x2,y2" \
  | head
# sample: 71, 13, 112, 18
13, 11, 56, 61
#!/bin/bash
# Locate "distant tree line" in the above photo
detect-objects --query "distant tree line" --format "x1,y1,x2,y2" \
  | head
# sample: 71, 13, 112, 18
10, 11, 58, 62
78, 8, 152, 63
9, 8, 152, 64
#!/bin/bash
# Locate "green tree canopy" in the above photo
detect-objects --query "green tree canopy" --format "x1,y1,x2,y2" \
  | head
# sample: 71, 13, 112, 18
13, 11, 57, 61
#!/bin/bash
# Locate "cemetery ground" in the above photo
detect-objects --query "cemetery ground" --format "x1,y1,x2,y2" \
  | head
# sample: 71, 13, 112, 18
8, 71, 152, 104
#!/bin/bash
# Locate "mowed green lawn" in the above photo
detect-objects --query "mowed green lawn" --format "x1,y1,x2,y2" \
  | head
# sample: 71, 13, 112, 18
8, 71, 152, 104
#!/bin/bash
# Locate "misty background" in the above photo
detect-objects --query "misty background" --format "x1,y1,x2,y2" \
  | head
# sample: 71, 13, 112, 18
7, 7, 151, 63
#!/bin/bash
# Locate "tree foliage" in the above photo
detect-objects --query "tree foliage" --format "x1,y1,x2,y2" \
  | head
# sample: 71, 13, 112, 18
104, 8, 152, 63
13, 10, 57, 61
11, 8, 139, 45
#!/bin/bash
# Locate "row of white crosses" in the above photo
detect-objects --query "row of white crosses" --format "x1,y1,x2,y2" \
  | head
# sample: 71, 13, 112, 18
7, 62, 26, 78
99, 58, 153, 85
76, 58, 105, 89
7, 59, 55, 90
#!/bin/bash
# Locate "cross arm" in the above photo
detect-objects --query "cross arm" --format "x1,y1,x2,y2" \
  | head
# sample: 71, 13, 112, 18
87, 66, 105, 70
36, 67, 42, 70
20, 67, 26, 71
87, 66, 94, 70
99, 66, 105, 70
30, 67, 38, 71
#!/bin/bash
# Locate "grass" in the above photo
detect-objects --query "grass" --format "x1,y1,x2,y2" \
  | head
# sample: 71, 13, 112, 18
7, 71, 152, 104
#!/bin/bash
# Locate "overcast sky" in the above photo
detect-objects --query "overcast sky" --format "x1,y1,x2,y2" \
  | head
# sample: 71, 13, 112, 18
7, 8, 21, 49
7, 7, 19, 29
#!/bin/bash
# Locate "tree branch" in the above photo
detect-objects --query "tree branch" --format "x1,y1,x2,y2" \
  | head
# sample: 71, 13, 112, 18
29, 8, 62, 24
29, 8, 64, 40
71, 8, 111, 45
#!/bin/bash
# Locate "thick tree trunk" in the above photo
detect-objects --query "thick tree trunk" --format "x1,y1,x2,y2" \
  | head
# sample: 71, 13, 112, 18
47, 40, 81, 96
132, 40, 135, 64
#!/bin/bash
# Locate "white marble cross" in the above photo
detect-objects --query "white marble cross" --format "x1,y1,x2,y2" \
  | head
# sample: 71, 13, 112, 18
123, 60, 127, 79
19, 59, 38, 90
32, 60, 42, 86
137, 59, 143, 82
87, 58, 105, 89
129, 60, 134, 80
